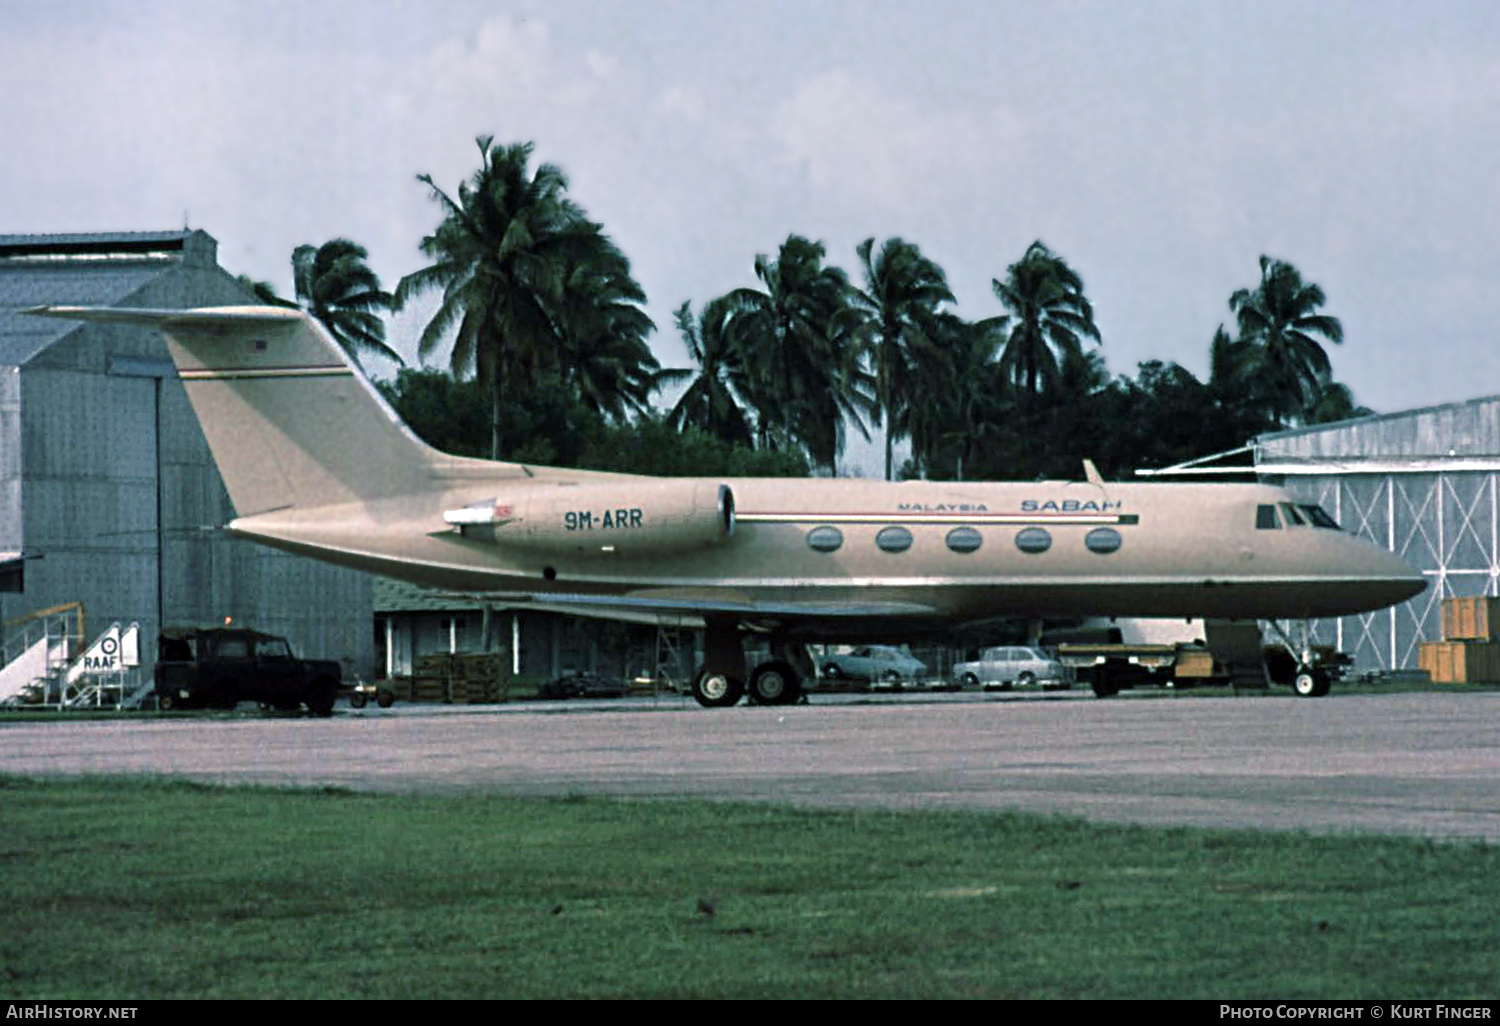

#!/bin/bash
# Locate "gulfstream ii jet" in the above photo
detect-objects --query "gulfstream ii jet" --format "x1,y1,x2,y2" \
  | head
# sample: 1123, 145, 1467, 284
27, 305, 1426, 706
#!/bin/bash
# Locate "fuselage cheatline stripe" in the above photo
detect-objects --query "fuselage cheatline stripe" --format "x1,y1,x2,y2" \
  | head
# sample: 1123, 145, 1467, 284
737, 512, 1132, 525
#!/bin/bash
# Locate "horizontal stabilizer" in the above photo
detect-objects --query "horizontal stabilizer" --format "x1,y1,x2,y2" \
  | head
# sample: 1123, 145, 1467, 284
25, 305, 442, 515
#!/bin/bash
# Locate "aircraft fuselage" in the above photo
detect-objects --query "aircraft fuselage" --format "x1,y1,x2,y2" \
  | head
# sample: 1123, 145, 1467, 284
227, 471, 1424, 635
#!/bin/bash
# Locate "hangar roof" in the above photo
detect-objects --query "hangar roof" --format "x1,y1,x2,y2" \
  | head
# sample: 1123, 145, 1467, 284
1140, 394, 1500, 479
1257, 395, 1500, 469
375, 577, 480, 614
0, 230, 214, 367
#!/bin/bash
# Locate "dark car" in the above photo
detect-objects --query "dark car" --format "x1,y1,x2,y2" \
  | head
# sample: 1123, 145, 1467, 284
154, 627, 342, 715
536, 671, 629, 700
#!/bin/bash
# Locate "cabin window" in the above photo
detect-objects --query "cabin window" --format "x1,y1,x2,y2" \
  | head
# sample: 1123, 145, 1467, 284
1015, 527, 1052, 554
945, 527, 983, 554
806, 526, 844, 553
1300, 504, 1341, 530
1085, 527, 1122, 554
876, 526, 914, 553
1256, 504, 1280, 530
215, 637, 249, 659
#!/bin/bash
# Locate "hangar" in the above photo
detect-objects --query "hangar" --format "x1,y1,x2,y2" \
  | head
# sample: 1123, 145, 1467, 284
1150, 399, 1500, 676
0, 230, 373, 702
1253, 402, 1500, 675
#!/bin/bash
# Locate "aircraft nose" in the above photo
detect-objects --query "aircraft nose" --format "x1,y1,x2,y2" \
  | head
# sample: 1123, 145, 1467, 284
1370, 546, 1428, 606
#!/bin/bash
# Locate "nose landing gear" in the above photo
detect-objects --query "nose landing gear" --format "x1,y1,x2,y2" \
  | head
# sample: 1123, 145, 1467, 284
1267, 620, 1336, 698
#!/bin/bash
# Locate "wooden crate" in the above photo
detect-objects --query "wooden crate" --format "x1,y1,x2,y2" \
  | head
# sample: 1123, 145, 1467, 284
1173, 649, 1217, 679
402, 650, 512, 702
1440, 597, 1500, 641
1418, 640, 1500, 683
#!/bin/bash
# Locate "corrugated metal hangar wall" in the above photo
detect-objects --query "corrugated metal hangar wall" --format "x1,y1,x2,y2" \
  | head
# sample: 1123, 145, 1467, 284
1257, 399, 1500, 674
0, 230, 373, 676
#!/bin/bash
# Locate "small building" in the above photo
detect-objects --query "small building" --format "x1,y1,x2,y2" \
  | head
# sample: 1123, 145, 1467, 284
374, 577, 696, 687
0, 230, 372, 678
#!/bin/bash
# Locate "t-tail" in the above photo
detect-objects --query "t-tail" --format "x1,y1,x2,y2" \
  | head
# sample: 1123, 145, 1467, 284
25, 305, 503, 517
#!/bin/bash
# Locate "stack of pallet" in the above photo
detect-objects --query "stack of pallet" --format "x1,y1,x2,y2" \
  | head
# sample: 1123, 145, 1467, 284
402, 650, 512, 703
1419, 598, 1500, 683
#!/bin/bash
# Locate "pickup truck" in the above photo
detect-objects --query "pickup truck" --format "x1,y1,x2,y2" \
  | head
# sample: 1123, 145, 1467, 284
154, 627, 342, 715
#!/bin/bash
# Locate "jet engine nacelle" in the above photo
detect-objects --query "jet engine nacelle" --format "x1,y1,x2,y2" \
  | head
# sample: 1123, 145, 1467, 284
446, 481, 735, 555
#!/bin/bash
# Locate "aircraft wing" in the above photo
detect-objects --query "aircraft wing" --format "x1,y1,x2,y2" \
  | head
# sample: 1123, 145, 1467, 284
424, 588, 943, 634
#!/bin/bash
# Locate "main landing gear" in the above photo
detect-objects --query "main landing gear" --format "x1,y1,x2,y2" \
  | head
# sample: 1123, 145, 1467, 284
689, 618, 806, 708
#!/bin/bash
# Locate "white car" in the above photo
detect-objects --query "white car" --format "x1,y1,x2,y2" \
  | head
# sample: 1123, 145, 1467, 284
952, 646, 1072, 690
820, 645, 927, 684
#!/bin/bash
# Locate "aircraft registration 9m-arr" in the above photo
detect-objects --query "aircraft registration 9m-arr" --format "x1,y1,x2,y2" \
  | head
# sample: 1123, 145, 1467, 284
27, 305, 1426, 706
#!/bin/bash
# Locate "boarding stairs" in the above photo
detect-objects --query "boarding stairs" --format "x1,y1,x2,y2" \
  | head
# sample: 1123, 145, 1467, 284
59, 622, 145, 709
0, 603, 82, 707
0, 605, 147, 709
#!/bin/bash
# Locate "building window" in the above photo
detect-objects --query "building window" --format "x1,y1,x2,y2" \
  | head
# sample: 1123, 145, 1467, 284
945, 527, 983, 554
876, 526, 913, 553
1085, 527, 1122, 554
1015, 527, 1052, 554
806, 526, 844, 553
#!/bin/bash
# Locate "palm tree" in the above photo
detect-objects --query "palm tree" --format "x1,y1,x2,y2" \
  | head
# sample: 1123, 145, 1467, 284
1208, 323, 1268, 420
291, 239, 400, 367
991, 241, 1102, 400
1227, 255, 1344, 426
550, 248, 660, 422
853, 237, 956, 480
1305, 380, 1373, 425
897, 313, 1009, 480
395, 135, 639, 459
664, 297, 757, 449
235, 274, 297, 308
725, 235, 873, 472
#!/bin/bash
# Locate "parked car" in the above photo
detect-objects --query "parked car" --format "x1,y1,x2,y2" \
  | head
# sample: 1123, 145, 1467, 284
952, 646, 1072, 690
820, 645, 927, 684
536, 672, 629, 700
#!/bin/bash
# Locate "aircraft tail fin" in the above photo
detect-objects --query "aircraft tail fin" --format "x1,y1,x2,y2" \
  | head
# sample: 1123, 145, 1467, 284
25, 305, 452, 516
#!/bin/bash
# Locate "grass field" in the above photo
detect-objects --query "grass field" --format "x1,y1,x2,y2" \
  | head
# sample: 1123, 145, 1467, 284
0, 775, 1495, 1000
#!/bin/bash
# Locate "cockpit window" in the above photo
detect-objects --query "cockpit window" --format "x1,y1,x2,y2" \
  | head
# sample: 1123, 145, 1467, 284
1261, 501, 1340, 530
1299, 504, 1341, 530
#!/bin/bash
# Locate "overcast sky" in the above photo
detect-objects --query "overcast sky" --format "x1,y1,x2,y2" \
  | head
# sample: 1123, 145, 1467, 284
5, 0, 1499, 469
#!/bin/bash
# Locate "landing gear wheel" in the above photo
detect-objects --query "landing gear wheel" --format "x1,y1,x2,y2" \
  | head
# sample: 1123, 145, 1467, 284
691, 669, 744, 708
748, 661, 802, 706
1292, 667, 1331, 698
